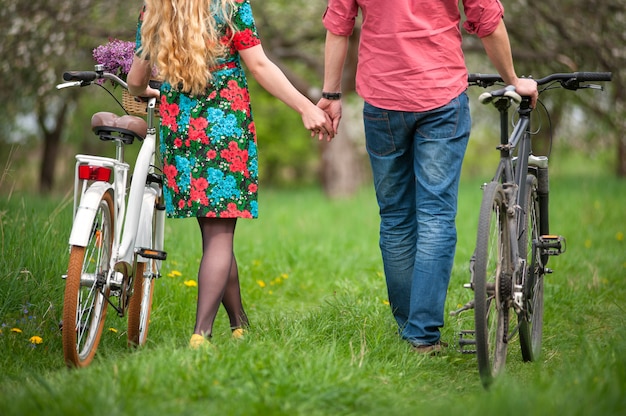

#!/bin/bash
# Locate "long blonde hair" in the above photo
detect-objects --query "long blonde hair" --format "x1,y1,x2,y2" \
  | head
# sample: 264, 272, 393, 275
139, 0, 237, 95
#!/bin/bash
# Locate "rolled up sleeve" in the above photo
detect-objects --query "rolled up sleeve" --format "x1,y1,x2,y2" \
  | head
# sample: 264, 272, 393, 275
322, 0, 359, 36
462, 0, 504, 38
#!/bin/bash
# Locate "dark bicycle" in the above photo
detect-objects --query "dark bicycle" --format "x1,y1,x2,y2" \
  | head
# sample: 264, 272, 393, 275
451, 71, 612, 387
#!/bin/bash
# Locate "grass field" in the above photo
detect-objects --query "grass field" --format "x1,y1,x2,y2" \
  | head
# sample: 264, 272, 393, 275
1, 165, 625, 415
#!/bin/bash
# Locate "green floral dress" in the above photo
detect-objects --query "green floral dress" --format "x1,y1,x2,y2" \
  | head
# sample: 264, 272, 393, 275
136, 0, 261, 219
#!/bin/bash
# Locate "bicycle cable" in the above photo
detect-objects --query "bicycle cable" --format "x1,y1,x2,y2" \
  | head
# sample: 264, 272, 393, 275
95, 82, 130, 116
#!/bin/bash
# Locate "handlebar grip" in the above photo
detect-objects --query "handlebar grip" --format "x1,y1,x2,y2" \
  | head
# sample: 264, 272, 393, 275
468, 73, 502, 83
63, 71, 99, 82
574, 72, 612, 82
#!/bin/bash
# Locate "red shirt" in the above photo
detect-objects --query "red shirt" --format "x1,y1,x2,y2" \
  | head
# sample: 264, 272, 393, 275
323, 0, 504, 111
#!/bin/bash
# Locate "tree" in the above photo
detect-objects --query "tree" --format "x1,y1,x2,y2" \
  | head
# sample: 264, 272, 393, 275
252, 1, 367, 197
0, 0, 137, 192
464, 0, 625, 175
2, 0, 623, 195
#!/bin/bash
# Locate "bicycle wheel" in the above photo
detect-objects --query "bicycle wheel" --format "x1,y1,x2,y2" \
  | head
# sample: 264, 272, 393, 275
473, 181, 512, 386
62, 191, 113, 368
518, 174, 544, 361
127, 260, 155, 347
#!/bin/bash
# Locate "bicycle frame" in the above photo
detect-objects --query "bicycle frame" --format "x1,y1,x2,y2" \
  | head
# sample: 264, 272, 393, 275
489, 97, 534, 311
68, 97, 161, 300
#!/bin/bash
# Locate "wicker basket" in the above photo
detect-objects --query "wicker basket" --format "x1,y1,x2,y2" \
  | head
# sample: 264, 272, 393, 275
122, 80, 161, 117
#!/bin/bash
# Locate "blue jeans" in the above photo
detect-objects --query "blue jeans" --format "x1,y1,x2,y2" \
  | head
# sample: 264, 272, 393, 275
363, 93, 470, 346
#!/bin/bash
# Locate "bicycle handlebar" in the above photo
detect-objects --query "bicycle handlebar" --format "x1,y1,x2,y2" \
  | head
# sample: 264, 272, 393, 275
59, 70, 128, 90
468, 72, 612, 89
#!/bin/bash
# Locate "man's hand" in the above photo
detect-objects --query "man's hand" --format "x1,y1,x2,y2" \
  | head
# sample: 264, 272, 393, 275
317, 98, 342, 136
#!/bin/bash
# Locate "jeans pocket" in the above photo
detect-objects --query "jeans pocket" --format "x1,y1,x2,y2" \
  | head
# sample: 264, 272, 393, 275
363, 103, 396, 156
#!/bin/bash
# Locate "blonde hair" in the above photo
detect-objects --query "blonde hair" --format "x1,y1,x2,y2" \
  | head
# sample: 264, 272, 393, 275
139, 0, 237, 96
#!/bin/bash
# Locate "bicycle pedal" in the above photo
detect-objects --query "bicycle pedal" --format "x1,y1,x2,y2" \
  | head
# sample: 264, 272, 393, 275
136, 248, 167, 261
458, 330, 477, 354
537, 235, 566, 256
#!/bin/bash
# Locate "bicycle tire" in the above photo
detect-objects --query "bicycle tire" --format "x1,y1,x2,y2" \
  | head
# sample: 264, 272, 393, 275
62, 191, 114, 368
127, 260, 155, 347
518, 174, 544, 361
473, 181, 512, 387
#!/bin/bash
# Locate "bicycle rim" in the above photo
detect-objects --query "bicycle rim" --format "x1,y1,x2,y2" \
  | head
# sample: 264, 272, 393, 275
127, 261, 155, 347
474, 182, 511, 387
519, 175, 545, 361
62, 192, 113, 368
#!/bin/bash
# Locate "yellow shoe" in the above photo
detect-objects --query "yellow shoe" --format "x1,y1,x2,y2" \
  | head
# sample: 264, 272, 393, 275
231, 328, 246, 339
189, 334, 211, 349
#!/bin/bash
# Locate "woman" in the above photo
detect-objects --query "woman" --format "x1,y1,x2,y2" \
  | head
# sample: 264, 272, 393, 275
127, 0, 333, 348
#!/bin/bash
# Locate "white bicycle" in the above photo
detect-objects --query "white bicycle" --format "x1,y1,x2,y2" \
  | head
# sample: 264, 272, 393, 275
57, 66, 166, 367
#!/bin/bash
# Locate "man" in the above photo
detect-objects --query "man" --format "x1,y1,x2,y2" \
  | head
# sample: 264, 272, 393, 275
318, 0, 538, 353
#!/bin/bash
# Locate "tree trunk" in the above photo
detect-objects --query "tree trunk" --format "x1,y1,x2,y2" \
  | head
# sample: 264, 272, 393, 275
38, 100, 68, 193
319, 95, 368, 198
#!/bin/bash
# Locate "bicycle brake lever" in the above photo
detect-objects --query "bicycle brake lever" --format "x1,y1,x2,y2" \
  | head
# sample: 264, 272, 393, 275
583, 84, 604, 91
56, 81, 82, 90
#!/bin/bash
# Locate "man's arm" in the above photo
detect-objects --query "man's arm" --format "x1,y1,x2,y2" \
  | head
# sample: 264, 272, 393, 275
480, 19, 538, 106
318, 31, 350, 133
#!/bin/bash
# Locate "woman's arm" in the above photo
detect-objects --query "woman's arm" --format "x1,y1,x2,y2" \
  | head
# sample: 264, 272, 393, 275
239, 44, 334, 140
127, 56, 160, 98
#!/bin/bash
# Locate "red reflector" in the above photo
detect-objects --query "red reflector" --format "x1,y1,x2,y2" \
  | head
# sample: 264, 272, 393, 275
78, 165, 112, 181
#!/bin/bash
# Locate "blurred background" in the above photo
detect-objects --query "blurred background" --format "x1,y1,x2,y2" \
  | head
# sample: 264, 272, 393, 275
0, 0, 623, 198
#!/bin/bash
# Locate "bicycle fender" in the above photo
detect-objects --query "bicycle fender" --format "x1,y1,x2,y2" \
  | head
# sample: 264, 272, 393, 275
69, 182, 113, 247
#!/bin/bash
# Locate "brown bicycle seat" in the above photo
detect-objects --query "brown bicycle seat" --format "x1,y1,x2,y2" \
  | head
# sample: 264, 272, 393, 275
91, 112, 147, 141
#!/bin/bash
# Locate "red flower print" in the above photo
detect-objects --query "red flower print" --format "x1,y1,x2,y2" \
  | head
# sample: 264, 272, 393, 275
190, 177, 209, 206
161, 101, 180, 131
233, 28, 261, 50
222, 203, 252, 218
163, 163, 179, 193
220, 80, 250, 114
248, 183, 257, 193
178, 199, 186, 209
174, 138, 183, 148
220, 141, 249, 177
207, 150, 217, 159
189, 117, 209, 144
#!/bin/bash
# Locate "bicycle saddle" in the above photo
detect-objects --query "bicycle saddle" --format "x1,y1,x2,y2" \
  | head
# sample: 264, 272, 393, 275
91, 112, 148, 144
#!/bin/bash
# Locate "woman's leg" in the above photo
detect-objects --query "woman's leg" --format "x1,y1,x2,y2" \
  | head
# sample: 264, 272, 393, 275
193, 217, 239, 336
221, 254, 249, 330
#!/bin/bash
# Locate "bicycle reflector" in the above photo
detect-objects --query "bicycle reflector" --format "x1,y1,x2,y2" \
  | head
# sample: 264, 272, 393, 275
78, 165, 112, 181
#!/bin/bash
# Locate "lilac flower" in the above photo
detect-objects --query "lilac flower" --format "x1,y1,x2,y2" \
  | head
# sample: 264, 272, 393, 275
92, 39, 135, 80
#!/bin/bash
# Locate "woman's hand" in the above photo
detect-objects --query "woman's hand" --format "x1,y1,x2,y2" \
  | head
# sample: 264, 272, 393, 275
303, 104, 335, 141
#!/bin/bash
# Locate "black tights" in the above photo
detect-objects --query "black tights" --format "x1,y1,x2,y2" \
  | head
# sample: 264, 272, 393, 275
193, 217, 248, 337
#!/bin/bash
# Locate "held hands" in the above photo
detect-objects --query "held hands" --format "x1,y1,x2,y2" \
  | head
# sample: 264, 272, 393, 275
303, 103, 335, 141
316, 98, 342, 137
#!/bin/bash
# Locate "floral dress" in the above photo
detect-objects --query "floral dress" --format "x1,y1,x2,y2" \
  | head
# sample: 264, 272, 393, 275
135, 0, 261, 219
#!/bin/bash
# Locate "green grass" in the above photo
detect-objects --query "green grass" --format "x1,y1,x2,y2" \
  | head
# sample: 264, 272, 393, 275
1, 170, 625, 415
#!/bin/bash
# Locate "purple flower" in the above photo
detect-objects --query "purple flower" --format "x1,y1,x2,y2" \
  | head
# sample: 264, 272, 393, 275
93, 39, 135, 80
